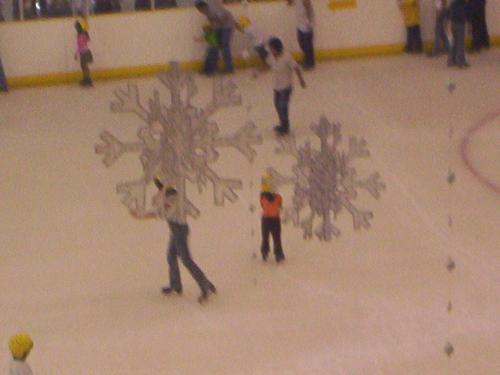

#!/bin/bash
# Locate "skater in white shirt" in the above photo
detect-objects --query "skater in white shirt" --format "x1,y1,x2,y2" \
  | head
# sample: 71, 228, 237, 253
266, 37, 306, 136
287, 0, 315, 69
9, 334, 34, 375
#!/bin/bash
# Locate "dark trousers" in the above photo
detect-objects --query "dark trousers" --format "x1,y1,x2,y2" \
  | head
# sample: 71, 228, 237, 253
469, 4, 490, 50
0, 58, 7, 92
405, 25, 423, 53
203, 27, 234, 74
261, 217, 284, 261
167, 221, 212, 293
297, 29, 315, 68
274, 87, 292, 131
448, 22, 467, 66
254, 44, 268, 65
431, 11, 450, 55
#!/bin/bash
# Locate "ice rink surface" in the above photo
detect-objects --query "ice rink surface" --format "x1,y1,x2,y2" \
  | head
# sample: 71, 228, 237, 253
1, 50, 499, 374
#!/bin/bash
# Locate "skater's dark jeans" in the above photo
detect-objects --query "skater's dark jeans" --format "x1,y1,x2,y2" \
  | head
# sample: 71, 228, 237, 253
469, 4, 490, 50
448, 22, 467, 66
274, 87, 292, 132
405, 25, 423, 53
297, 29, 315, 68
261, 217, 284, 261
0, 58, 7, 92
431, 10, 449, 55
167, 221, 211, 293
203, 27, 234, 74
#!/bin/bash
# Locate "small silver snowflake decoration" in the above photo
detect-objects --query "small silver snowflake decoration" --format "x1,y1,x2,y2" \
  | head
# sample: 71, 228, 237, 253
267, 116, 385, 241
95, 62, 262, 220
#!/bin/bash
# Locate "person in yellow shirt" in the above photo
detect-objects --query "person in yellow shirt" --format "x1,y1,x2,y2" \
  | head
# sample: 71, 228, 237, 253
398, 0, 423, 53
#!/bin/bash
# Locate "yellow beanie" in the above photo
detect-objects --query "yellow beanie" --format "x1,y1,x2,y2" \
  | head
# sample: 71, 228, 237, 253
261, 174, 273, 193
238, 16, 251, 28
9, 334, 33, 360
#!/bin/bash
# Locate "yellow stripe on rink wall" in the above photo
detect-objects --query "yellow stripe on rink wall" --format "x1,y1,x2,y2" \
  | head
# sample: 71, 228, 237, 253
7, 37, 500, 89
328, 0, 357, 11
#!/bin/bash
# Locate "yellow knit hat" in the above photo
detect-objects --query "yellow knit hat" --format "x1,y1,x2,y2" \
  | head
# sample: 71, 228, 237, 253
261, 174, 273, 193
9, 334, 33, 360
238, 16, 251, 28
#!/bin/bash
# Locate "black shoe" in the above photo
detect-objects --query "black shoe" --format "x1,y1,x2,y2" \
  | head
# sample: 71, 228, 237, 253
275, 254, 285, 263
273, 126, 289, 136
198, 284, 217, 304
161, 286, 182, 295
458, 63, 470, 69
262, 252, 269, 262
80, 79, 93, 87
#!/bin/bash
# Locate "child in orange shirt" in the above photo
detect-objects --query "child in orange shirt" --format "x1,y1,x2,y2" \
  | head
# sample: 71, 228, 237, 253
260, 174, 285, 263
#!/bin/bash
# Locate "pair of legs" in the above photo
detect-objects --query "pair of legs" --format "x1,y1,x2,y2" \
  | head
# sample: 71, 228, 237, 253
79, 51, 93, 86
166, 222, 215, 299
297, 29, 315, 69
0, 58, 7, 92
430, 11, 449, 56
405, 25, 423, 53
203, 27, 234, 75
274, 87, 292, 134
261, 217, 285, 262
448, 22, 468, 67
469, 4, 490, 51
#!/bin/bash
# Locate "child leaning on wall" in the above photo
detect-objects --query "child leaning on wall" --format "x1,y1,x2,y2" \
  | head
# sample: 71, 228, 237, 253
398, 0, 423, 53
74, 20, 93, 87
9, 333, 34, 375
236, 16, 270, 68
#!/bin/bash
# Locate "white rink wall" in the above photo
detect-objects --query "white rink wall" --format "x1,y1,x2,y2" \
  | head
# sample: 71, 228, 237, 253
0, 0, 499, 78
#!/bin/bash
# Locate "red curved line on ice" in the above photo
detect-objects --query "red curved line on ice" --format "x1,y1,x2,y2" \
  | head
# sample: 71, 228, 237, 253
460, 110, 500, 194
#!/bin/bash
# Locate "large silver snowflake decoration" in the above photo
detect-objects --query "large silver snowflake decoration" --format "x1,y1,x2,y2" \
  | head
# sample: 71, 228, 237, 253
267, 117, 385, 241
95, 62, 262, 220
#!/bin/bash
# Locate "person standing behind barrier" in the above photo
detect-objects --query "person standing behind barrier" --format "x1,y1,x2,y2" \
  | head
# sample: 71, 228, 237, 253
195, 0, 235, 75
447, 0, 469, 68
429, 0, 450, 57
287, 0, 315, 70
0, 57, 7, 92
467, 0, 489, 52
398, 0, 423, 54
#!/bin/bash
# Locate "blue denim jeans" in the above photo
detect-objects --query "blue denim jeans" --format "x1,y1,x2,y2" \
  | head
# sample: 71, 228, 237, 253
203, 27, 234, 74
431, 10, 450, 55
448, 22, 467, 66
274, 87, 293, 131
297, 29, 315, 68
167, 221, 212, 293
0, 58, 7, 92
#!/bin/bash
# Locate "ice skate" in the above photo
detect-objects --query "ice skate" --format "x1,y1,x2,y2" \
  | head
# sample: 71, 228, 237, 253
161, 286, 182, 296
198, 284, 217, 304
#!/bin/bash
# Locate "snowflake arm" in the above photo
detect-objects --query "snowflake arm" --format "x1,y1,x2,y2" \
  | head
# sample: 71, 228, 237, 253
110, 83, 151, 123
340, 194, 374, 230
214, 121, 263, 162
202, 78, 242, 119
95, 131, 142, 167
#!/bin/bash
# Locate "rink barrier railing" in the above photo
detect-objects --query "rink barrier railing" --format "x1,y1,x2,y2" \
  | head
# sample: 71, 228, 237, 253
6, 35, 500, 89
